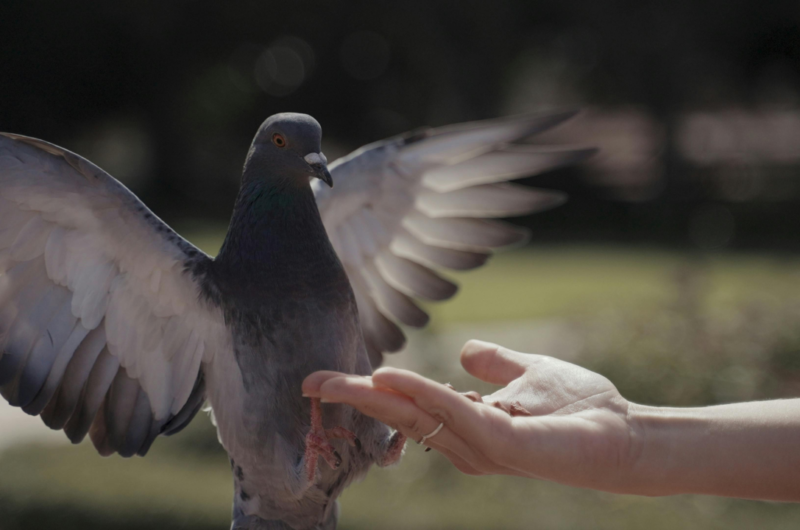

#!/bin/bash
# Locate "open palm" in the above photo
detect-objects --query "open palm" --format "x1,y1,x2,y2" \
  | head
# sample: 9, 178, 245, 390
303, 340, 641, 492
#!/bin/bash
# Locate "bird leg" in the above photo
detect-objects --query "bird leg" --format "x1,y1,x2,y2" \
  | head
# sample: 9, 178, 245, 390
304, 398, 359, 482
325, 426, 360, 448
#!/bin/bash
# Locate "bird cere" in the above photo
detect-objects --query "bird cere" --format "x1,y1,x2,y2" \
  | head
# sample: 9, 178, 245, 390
0, 111, 590, 529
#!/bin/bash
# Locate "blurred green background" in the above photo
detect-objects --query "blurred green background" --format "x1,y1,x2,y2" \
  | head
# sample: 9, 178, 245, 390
3, 1, 800, 529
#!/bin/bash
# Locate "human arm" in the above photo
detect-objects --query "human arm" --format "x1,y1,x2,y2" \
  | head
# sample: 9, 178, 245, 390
302, 340, 800, 501
629, 400, 800, 500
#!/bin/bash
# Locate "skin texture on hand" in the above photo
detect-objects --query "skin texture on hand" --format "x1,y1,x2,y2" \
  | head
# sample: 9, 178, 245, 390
302, 340, 800, 502
303, 340, 641, 491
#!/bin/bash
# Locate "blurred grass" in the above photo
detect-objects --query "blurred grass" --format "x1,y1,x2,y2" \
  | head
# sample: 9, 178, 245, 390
0, 417, 233, 530
426, 247, 800, 324
180, 224, 800, 323
4, 235, 800, 529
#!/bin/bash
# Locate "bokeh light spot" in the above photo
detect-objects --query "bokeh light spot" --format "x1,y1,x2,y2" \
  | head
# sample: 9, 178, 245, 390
253, 37, 315, 97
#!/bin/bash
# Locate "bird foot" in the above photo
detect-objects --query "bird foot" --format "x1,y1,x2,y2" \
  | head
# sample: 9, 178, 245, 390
325, 426, 361, 451
304, 398, 360, 482
379, 430, 407, 467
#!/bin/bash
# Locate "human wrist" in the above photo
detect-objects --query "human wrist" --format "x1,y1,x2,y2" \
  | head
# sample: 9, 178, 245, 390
621, 402, 690, 497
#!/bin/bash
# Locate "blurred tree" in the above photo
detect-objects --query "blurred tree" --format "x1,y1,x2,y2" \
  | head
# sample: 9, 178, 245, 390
1, 0, 800, 248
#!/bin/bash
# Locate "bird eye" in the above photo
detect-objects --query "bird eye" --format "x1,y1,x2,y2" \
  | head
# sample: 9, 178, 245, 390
272, 133, 286, 148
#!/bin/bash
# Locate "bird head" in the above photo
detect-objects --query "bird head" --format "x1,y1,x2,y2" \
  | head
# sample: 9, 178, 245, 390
246, 113, 332, 187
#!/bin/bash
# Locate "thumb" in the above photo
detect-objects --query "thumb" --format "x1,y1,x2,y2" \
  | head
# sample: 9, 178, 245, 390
460, 340, 530, 385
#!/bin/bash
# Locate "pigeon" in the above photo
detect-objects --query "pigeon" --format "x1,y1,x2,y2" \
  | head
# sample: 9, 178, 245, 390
0, 111, 592, 529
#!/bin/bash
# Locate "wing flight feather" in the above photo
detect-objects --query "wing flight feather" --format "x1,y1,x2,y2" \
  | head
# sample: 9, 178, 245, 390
0, 133, 230, 457
315, 112, 593, 365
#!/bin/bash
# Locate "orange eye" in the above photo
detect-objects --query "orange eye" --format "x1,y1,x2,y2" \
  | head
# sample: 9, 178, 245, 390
272, 133, 286, 148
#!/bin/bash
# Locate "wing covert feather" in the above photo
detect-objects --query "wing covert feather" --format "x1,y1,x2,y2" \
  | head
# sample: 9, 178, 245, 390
0, 133, 230, 457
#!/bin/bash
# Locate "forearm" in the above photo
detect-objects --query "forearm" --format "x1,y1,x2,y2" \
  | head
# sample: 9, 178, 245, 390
626, 399, 800, 501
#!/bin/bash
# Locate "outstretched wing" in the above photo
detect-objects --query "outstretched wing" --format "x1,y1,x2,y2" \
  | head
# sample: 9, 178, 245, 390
0, 133, 229, 457
314, 112, 593, 366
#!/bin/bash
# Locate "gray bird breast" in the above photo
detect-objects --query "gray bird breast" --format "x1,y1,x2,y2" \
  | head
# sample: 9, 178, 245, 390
199, 246, 386, 528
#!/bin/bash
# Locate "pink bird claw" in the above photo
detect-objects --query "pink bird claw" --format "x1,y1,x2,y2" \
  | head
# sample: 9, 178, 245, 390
326, 426, 361, 450
304, 398, 356, 482
305, 432, 341, 469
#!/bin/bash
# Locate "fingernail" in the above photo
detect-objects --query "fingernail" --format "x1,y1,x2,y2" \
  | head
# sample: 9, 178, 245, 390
301, 393, 309, 398
320, 398, 331, 403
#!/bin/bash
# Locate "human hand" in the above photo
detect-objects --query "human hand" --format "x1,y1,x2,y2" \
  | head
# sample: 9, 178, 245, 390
303, 340, 641, 492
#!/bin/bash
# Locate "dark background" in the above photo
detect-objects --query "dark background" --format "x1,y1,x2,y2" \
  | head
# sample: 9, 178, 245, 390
3, 0, 800, 249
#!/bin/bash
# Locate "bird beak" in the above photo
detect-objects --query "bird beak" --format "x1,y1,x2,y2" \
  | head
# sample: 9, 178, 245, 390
304, 152, 333, 188
315, 165, 333, 188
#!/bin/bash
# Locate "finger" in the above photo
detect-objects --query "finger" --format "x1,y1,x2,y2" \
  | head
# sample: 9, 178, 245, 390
459, 340, 533, 385
446, 383, 483, 403
302, 370, 349, 397
370, 367, 513, 451
318, 375, 492, 465
462, 391, 483, 403
319, 375, 448, 441
320, 375, 523, 476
